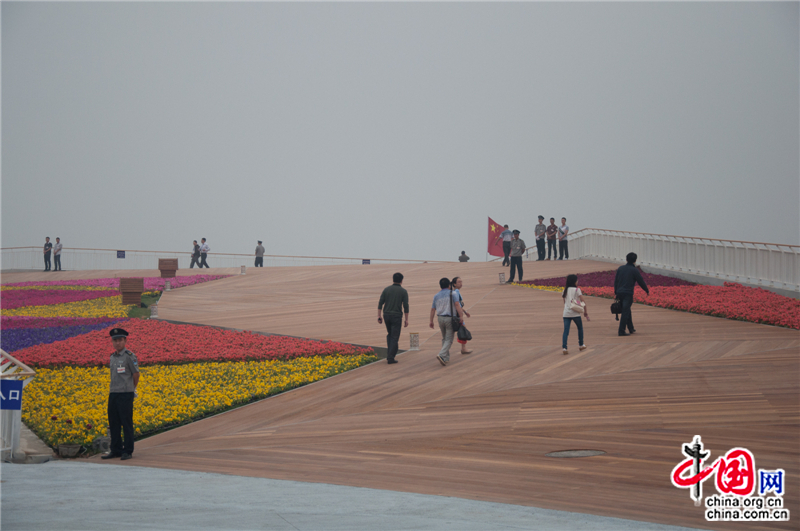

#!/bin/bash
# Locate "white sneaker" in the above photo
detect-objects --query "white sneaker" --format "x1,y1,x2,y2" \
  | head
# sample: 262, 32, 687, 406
579, 344, 587, 351
562, 348, 568, 355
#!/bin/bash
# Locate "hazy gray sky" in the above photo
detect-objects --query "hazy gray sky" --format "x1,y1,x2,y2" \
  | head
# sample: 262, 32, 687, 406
3, 1, 798, 261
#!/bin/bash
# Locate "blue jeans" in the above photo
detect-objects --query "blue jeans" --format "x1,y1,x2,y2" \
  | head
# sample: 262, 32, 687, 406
562, 317, 584, 349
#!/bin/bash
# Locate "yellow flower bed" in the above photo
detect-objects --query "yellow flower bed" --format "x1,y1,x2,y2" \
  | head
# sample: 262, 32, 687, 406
2, 296, 132, 318
23, 354, 376, 447
510, 283, 563, 293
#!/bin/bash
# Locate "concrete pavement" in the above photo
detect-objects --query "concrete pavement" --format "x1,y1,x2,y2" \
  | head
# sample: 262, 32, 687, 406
1, 461, 708, 531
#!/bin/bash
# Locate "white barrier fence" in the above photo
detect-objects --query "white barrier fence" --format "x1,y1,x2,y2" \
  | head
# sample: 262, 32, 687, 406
0, 247, 446, 271
1, 350, 36, 461
568, 229, 799, 292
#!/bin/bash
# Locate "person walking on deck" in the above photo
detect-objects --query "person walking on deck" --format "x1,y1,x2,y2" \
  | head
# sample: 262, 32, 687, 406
451, 276, 472, 355
429, 277, 466, 366
190, 240, 201, 269
378, 272, 409, 364
494, 225, 513, 266
199, 238, 210, 268
614, 253, 650, 336
562, 274, 589, 355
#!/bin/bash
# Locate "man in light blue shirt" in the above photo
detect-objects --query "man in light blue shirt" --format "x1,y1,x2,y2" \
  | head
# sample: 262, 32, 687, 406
493, 225, 513, 266
429, 278, 466, 366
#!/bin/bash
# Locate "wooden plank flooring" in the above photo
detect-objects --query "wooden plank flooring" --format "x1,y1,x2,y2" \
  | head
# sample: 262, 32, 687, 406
6, 261, 798, 530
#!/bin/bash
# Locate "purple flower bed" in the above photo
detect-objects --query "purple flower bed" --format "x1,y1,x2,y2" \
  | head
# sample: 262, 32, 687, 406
522, 270, 696, 288
1, 289, 119, 310
1, 317, 124, 329
1, 319, 128, 353
5, 274, 230, 291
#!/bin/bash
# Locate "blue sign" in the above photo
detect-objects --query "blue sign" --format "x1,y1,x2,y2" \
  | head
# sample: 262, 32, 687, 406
0, 380, 23, 410
117, 251, 126, 259
362, 259, 370, 265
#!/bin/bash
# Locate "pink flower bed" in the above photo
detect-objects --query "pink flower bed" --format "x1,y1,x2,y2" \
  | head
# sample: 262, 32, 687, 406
1, 316, 124, 329
5, 275, 230, 291
580, 283, 800, 330
1, 289, 118, 310
521, 270, 694, 288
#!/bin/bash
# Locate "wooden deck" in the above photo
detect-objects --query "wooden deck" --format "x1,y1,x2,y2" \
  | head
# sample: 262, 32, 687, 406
8, 261, 798, 530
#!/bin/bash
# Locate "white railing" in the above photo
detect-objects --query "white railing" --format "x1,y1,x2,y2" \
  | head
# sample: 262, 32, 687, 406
568, 229, 799, 292
0, 247, 449, 271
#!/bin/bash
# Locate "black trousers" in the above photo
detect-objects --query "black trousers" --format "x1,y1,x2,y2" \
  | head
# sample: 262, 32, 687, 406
44, 252, 51, 271
108, 392, 135, 455
536, 239, 545, 260
190, 256, 200, 268
502, 242, 511, 266
617, 293, 635, 334
255, 256, 264, 267
547, 239, 556, 258
559, 240, 569, 259
509, 256, 523, 282
199, 253, 209, 268
54, 255, 61, 271
383, 313, 402, 361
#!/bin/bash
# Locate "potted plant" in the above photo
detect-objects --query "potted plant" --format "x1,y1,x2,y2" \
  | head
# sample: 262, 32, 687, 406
48, 416, 95, 458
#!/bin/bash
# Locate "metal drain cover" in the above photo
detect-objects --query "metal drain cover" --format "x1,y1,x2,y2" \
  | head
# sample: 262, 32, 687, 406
546, 450, 606, 458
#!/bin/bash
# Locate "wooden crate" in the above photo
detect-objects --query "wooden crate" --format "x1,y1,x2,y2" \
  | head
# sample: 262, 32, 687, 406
119, 278, 144, 305
158, 258, 179, 278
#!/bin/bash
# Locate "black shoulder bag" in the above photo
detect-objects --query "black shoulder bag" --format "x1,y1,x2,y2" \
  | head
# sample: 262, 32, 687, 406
610, 296, 622, 321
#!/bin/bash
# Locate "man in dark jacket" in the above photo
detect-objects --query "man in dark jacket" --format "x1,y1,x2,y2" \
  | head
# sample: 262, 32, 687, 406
378, 272, 409, 364
614, 252, 650, 336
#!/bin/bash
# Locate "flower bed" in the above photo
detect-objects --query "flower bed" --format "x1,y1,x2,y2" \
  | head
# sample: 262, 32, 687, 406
520, 270, 694, 288
1, 319, 129, 353
1, 316, 124, 329
3, 272, 377, 450
514, 273, 799, 330
1, 289, 119, 310
5, 274, 230, 291
14, 319, 374, 368
24, 354, 377, 448
578, 284, 800, 329
2, 296, 132, 318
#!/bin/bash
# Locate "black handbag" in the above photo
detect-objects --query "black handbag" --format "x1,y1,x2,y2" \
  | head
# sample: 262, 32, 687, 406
610, 297, 622, 321
449, 289, 461, 332
457, 323, 472, 341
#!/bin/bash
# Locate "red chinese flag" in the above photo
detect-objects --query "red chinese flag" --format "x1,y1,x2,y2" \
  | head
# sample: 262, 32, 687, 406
488, 217, 505, 257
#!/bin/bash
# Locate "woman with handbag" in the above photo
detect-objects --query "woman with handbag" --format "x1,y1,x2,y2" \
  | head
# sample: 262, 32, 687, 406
451, 277, 472, 354
562, 274, 589, 355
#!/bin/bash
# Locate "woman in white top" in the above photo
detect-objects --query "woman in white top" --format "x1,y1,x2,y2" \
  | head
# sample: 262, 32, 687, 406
451, 277, 472, 354
562, 274, 588, 355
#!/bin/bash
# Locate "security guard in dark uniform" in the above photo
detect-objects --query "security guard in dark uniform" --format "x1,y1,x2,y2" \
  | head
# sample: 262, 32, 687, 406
101, 328, 140, 460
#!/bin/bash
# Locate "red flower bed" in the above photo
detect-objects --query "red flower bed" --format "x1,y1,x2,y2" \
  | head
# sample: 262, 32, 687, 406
580, 283, 800, 329
14, 319, 375, 368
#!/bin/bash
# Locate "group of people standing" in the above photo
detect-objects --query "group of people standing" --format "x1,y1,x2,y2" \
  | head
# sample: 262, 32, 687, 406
493, 217, 570, 284
189, 238, 211, 268
535, 216, 570, 261
42, 237, 62, 271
